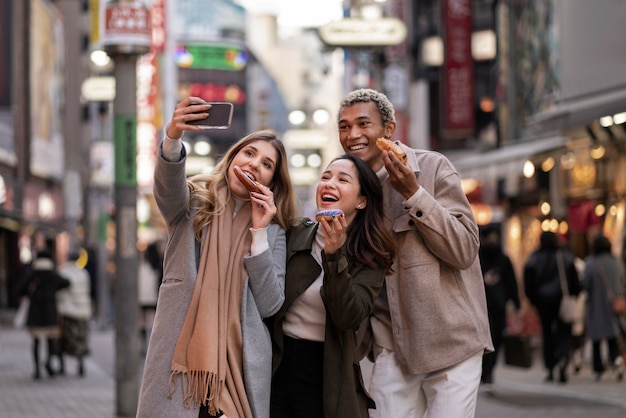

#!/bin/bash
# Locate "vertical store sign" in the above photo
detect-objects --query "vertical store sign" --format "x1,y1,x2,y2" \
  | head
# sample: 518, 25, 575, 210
151, 0, 165, 53
0, 0, 11, 107
30, 0, 65, 179
442, 0, 474, 137
0, 0, 15, 164
114, 115, 137, 186
136, 53, 159, 190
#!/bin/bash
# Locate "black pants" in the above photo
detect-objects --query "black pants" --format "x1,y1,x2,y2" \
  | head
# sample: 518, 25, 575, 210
271, 335, 324, 418
198, 405, 222, 417
32, 337, 59, 378
537, 301, 572, 371
482, 312, 506, 382
592, 338, 620, 373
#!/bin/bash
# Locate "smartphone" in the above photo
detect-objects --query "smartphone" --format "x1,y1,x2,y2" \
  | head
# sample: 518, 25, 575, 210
187, 102, 234, 129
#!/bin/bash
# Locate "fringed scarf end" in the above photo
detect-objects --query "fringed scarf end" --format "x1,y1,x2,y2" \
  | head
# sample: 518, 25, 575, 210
168, 369, 222, 414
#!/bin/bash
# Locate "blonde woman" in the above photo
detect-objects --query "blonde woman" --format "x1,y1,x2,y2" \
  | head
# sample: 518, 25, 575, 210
137, 97, 298, 418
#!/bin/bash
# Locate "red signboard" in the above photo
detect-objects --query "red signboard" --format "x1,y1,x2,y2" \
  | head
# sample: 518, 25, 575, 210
102, 3, 151, 49
151, 0, 165, 53
0, 0, 11, 106
441, 0, 474, 137
105, 5, 150, 35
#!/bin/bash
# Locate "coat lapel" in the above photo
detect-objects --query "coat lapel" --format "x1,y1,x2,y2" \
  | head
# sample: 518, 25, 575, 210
282, 219, 322, 311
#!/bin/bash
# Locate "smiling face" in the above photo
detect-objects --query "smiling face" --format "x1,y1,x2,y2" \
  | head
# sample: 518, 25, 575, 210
337, 101, 395, 173
228, 140, 278, 198
316, 158, 367, 226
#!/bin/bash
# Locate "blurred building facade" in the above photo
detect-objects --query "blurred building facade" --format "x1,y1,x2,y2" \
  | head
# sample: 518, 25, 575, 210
334, 0, 626, 279
0, 0, 92, 310
0, 0, 301, 316
2, 0, 626, 314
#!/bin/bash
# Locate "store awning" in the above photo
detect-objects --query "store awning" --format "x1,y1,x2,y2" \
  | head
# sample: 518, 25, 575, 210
452, 135, 566, 180
526, 88, 626, 133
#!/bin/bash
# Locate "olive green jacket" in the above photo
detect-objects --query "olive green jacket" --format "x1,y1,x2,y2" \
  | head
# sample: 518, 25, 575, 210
269, 219, 385, 417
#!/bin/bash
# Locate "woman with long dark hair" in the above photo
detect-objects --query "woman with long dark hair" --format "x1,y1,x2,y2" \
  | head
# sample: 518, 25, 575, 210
269, 154, 396, 417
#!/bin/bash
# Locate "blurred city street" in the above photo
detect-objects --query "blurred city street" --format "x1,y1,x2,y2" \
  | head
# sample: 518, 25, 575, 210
1, 312, 625, 418
1, 1, 626, 417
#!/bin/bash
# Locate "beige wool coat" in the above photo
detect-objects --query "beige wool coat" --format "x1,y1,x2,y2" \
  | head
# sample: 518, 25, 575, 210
363, 143, 493, 375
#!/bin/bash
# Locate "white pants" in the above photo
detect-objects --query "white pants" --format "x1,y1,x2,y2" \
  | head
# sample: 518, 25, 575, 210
368, 348, 483, 418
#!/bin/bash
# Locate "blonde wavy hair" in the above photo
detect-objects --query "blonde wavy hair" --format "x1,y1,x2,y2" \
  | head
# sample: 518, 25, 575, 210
186, 130, 298, 241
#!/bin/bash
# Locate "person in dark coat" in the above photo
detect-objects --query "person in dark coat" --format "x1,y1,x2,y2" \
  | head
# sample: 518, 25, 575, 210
16, 251, 70, 379
524, 231, 581, 383
269, 155, 396, 418
479, 224, 520, 386
582, 234, 626, 381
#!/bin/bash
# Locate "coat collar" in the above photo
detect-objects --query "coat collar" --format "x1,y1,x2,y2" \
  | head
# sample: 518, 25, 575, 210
398, 142, 421, 174
287, 218, 319, 256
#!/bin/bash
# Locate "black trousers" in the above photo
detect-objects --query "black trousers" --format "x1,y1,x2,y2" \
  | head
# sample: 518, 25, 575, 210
592, 338, 620, 373
482, 312, 506, 382
271, 335, 324, 418
198, 405, 222, 417
537, 301, 572, 371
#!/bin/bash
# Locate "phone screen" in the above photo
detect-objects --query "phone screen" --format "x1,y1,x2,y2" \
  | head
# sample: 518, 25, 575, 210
187, 102, 234, 129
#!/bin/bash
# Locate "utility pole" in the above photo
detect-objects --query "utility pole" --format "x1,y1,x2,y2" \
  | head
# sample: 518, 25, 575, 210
102, 1, 150, 416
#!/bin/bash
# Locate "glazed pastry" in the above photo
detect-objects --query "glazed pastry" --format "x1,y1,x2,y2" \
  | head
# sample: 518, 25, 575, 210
233, 166, 261, 193
315, 209, 344, 222
376, 137, 407, 164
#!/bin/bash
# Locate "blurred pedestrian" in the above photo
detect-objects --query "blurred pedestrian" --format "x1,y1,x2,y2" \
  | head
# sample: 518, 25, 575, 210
524, 231, 581, 383
138, 247, 159, 355
146, 240, 165, 286
16, 250, 70, 379
479, 224, 520, 388
582, 233, 625, 381
136, 97, 298, 418
269, 154, 395, 418
337, 88, 492, 417
569, 249, 587, 375
57, 251, 92, 377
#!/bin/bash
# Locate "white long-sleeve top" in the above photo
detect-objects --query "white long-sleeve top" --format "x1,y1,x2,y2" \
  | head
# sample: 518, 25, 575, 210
57, 262, 92, 320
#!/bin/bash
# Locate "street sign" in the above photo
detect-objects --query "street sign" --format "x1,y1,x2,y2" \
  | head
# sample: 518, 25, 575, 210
102, 1, 151, 55
81, 76, 116, 102
319, 18, 407, 47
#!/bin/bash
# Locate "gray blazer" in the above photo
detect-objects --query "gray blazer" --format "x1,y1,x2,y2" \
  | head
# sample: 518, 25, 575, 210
582, 253, 625, 340
136, 144, 286, 418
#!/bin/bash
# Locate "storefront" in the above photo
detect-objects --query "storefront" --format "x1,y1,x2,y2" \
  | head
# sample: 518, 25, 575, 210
0, 172, 20, 309
0, 175, 65, 310
455, 113, 626, 276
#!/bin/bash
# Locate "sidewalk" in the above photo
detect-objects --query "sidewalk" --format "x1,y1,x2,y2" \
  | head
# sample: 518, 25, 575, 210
358, 341, 626, 412
2, 310, 625, 417
0, 315, 116, 418
484, 346, 626, 410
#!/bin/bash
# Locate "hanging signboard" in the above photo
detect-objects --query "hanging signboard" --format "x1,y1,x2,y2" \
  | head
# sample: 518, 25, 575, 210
319, 18, 407, 47
441, 0, 475, 138
101, 1, 151, 55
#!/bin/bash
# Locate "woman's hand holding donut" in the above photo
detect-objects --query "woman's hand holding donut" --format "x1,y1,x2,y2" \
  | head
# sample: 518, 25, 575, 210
250, 185, 276, 230
318, 210, 346, 255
